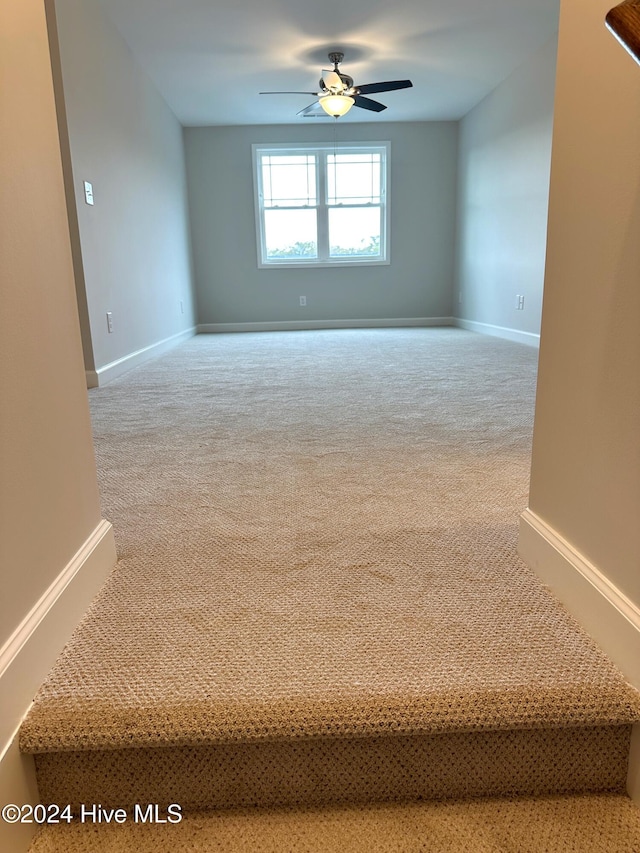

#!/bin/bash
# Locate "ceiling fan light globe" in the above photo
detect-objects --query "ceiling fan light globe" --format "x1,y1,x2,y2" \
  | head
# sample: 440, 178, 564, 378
319, 94, 354, 117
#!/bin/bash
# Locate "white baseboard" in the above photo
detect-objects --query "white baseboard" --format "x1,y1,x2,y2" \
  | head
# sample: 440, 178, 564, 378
197, 318, 454, 334
518, 508, 640, 683
0, 520, 116, 851
91, 327, 196, 387
518, 508, 640, 803
454, 318, 540, 347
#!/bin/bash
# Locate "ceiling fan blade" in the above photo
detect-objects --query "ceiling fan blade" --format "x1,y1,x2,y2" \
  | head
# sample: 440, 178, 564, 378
353, 95, 387, 113
321, 70, 344, 91
259, 91, 319, 95
356, 80, 413, 95
296, 102, 328, 117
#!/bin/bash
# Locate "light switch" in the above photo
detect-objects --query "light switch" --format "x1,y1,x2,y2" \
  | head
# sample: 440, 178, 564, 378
84, 181, 94, 205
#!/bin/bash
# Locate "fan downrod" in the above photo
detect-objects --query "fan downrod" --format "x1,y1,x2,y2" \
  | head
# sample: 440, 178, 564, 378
328, 51, 344, 68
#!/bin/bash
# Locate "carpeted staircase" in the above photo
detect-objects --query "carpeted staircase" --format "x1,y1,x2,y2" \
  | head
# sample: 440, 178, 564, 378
20, 330, 640, 851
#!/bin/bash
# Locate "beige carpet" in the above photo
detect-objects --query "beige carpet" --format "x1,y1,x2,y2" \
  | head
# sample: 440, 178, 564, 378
20, 330, 640, 811
31, 726, 634, 812
29, 794, 640, 852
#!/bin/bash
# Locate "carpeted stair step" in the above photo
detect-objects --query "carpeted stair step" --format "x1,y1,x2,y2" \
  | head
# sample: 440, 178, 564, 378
27, 793, 640, 852
18, 543, 640, 810
24, 724, 637, 812
19, 662, 640, 811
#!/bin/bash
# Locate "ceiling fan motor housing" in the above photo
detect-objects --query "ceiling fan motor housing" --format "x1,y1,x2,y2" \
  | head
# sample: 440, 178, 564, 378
321, 51, 355, 93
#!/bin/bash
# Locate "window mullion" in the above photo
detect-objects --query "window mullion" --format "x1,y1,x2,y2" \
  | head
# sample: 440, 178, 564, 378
317, 151, 329, 261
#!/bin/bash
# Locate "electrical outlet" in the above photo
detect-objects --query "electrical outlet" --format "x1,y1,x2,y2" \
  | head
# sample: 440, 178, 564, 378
84, 181, 94, 205
106, 312, 114, 333
299, 296, 307, 307
180, 300, 184, 314
515, 295, 525, 310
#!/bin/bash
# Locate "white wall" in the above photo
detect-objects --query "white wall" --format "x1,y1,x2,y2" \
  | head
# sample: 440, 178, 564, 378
455, 37, 558, 345
0, 1, 116, 847
525, 0, 640, 608
0, 0, 103, 653
184, 122, 458, 327
50, 0, 196, 379
517, 1, 640, 799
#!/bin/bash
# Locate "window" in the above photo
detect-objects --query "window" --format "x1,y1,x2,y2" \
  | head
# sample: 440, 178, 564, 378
252, 142, 390, 268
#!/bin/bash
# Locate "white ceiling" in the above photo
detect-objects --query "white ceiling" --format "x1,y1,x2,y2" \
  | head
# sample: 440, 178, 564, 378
96, 0, 560, 126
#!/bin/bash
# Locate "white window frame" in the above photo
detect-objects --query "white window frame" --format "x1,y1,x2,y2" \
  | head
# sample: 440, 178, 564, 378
252, 141, 390, 269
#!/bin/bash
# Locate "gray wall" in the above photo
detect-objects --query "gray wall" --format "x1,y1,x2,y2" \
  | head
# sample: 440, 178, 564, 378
184, 122, 458, 326
52, 0, 195, 373
455, 37, 557, 340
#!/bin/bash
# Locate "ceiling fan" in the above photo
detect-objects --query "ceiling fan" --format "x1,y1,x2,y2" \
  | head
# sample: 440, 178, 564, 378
259, 51, 413, 118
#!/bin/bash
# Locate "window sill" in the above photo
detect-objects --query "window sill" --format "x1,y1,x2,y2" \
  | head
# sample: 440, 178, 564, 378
258, 258, 390, 270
